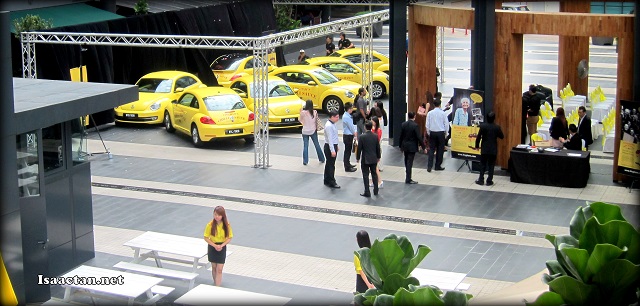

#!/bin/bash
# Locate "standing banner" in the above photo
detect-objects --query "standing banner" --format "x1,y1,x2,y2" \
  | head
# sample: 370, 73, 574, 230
616, 100, 640, 178
449, 88, 485, 161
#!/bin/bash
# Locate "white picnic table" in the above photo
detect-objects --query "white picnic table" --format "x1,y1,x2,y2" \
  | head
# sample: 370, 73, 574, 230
410, 268, 468, 291
124, 231, 212, 273
60, 265, 163, 305
174, 284, 291, 305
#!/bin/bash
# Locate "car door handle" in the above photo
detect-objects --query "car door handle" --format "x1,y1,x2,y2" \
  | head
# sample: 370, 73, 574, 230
37, 239, 49, 249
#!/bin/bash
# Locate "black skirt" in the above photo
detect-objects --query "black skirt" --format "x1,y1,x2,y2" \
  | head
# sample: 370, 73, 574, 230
356, 274, 367, 293
208, 243, 227, 264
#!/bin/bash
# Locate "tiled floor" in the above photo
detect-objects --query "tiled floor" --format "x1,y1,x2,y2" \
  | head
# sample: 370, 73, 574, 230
44, 126, 636, 305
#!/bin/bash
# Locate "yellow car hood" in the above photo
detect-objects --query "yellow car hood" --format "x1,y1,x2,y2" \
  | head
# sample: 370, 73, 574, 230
120, 93, 169, 111
265, 97, 303, 116
332, 80, 361, 93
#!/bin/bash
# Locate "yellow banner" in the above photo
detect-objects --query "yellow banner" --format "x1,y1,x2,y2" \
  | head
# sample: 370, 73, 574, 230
1, 254, 18, 306
70, 66, 88, 82
451, 125, 481, 156
618, 141, 640, 170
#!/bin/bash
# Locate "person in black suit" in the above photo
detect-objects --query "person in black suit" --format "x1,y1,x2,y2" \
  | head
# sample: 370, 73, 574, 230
356, 121, 381, 197
399, 112, 425, 184
577, 106, 593, 150
475, 112, 504, 186
562, 124, 583, 151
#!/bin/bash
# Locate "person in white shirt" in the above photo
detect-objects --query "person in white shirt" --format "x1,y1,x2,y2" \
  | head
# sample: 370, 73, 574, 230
323, 111, 341, 188
426, 99, 449, 172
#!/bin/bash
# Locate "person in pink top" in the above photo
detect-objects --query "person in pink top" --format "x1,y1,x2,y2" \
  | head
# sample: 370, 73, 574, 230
299, 100, 326, 165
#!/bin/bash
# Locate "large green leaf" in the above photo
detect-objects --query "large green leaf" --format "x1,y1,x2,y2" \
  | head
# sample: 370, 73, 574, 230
584, 243, 626, 281
442, 290, 472, 306
406, 245, 431, 277
570, 206, 588, 239
391, 235, 415, 261
592, 259, 640, 305
548, 275, 597, 305
356, 248, 383, 288
392, 287, 445, 306
370, 239, 406, 281
381, 274, 419, 295
546, 236, 581, 280
356, 288, 383, 306
373, 294, 394, 306
526, 291, 566, 306
545, 260, 568, 277
560, 245, 589, 282
579, 218, 640, 264
588, 201, 627, 224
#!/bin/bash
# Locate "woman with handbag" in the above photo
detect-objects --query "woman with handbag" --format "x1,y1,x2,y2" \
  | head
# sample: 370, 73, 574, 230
299, 100, 326, 165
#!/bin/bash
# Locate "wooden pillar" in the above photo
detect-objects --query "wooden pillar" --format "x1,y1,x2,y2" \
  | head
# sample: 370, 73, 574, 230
558, 1, 590, 96
613, 36, 634, 181
494, 13, 523, 169
408, 9, 436, 115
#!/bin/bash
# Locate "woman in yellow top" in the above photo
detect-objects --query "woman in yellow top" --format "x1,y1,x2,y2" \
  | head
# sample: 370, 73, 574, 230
354, 230, 375, 293
204, 206, 233, 286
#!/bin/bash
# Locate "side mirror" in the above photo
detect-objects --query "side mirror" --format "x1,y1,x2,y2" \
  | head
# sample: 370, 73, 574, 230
238, 93, 247, 98
307, 81, 317, 86
174, 87, 184, 93
353, 70, 360, 74
171, 99, 178, 104
293, 88, 299, 93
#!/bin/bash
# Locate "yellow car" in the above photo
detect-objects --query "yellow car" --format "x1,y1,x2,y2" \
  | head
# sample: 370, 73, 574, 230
164, 87, 255, 147
115, 71, 204, 124
301, 57, 389, 99
211, 53, 276, 86
229, 75, 303, 129
270, 65, 360, 114
329, 49, 390, 75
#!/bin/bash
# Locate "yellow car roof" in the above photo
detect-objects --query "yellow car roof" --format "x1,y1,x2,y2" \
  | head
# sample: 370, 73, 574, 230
141, 70, 197, 79
187, 86, 239, 98
304, 56, 353, 65
231, 75, 286, 83
271, 65, 324, 74
334, 49, 388, 58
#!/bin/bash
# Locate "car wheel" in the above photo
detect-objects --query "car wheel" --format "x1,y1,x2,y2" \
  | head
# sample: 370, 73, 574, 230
244, 136, 255, 143
323, 96, 344, 114
191, 124, 203, 147
164, 111, 175, 133
372, 81, 385, 99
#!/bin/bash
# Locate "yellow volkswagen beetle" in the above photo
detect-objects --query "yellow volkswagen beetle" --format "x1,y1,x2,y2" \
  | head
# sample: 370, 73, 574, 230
301, 57, 389, 99
211, 53, 277, 86
270, 65, 360, 114
329, 49, 390, 75
115, 71, 204, 125
229, 75, 303, 129
164, 87, 255, 147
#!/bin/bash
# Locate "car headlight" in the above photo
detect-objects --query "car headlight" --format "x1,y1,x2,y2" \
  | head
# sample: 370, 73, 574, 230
149, 101, 161, 111
345, 91, 355, 98
386, 75, 389, 81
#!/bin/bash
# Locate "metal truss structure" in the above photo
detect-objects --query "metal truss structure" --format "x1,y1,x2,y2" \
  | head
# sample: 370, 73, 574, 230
21, 10, 388, 169
360, 14, 374, 110
273, 0, 423, 5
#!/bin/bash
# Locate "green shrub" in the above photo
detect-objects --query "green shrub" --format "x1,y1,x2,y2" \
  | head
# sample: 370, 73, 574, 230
354, 234, 473, 306
528, 202, 640, 306
274, 5, 300, 32
134, 0, 149, 15
12, 14, 53, 39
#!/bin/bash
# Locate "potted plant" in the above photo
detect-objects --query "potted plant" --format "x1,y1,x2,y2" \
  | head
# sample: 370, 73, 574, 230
12, 14, 53, 39
528, 202, 640, 305
355, 234, 473, 305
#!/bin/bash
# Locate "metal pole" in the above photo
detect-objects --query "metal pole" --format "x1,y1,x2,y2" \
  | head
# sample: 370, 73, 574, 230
252, 39, 270, 169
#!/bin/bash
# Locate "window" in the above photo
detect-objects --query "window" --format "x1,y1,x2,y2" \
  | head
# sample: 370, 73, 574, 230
345, 55, 361, 63
176, 76, 197, 89
42, 123, 64, 173
203, 95, 246, 111
321, 63, 355, 74
310, 69, 340, 85
71, 117, 89, 165
179, 94, 195, 107
17, 131, 39, 197
137, 78, 173, 93
231, 81, 249, 96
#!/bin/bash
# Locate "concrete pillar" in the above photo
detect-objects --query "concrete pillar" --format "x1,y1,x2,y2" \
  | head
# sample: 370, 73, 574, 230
558, 1, 590, 96
471, 0, 497, 112
0, 10, 25, 304
389, 0, 407, 146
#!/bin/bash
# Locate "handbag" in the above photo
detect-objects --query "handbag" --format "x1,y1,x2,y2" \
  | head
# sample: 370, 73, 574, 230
352, 138, 358, 154
315, 111, 324, 131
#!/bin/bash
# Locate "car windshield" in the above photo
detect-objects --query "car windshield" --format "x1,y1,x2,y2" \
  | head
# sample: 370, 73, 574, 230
311, 69, 340, 84
203, 94, 246, 111
137, 78, 172, 93
250, 80, 296, 98
210, 54, 247, 70
328, 52, 341, 57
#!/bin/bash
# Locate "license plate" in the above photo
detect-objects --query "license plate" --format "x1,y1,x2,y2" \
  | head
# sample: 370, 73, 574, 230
124, 113, 137, 118
282, 118, 296, 123
225, 129, 243, 135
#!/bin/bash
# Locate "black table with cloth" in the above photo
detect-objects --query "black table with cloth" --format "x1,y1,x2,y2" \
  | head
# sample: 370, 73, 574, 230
509, 148, 590, 188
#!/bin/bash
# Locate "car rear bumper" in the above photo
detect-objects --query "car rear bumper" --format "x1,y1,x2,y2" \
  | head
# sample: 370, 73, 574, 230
198, 122, 255, 141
